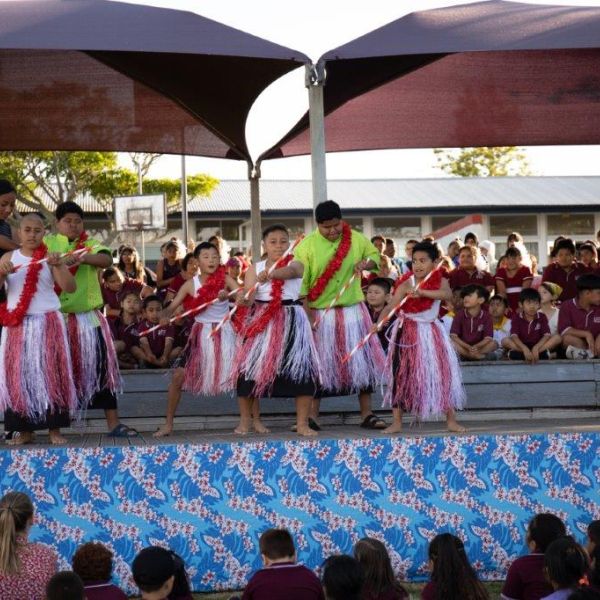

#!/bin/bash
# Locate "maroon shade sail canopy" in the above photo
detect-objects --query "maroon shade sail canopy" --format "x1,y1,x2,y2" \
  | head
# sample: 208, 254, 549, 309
0, 0, 308, 160
259, 0, 600, 161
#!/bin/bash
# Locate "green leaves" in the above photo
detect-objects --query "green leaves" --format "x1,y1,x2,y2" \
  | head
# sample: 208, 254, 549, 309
433, 147, 531, 177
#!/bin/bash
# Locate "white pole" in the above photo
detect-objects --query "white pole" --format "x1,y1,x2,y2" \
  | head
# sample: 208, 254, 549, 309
249, 161, 262, 263
141, 229, 145, 266
306, 61, 328, 209
181, 154, 189, 244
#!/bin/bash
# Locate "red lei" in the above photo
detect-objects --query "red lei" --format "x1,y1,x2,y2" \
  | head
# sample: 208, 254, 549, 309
393, 269, 443, 313
0, 244, 48, 327
245, 255, 294, 338
184, 266, 226, 312
55, 231, 88, 294
307, 222, 352, 303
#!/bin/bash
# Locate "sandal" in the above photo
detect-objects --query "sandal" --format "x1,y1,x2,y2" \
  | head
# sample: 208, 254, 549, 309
108, 424, 139, 438
360, 413, 387, 430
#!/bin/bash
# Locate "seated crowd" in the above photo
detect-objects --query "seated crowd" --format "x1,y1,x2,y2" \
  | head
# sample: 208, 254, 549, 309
1, 491, 599, 600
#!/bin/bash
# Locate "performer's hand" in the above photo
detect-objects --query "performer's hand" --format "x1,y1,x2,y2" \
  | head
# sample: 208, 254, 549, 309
47, 252, 62, 267
217, 289, 229, 301
0, 261, 14, 275
257, 270, 269, 284
354, 260, 368, 275
64, 254, 82, 268
370, 323, 380, 335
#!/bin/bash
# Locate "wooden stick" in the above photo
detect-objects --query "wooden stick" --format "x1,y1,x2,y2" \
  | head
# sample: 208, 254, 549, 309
312, 272, 357, 329
12, 246, 91, 272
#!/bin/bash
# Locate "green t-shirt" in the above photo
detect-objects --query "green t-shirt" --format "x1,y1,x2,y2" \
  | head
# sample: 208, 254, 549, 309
294, 228, 380, 309
44, 233, 111, 314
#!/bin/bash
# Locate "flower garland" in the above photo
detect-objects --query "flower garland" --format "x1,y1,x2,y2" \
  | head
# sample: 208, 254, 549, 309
244, 255, 294, 338
183, 266, 226, 312
0, 244, 48, 327
393, 268, 443, 314
55, 231, 88, 294
307, 221, 352, 303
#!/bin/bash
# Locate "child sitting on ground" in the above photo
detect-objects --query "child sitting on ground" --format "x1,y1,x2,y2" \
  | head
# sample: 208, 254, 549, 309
45, 572, 85, 600
321, 555, 363, 600
101, 267, 152, 319
450, 284, 498, 361
365, 278, 394, 353
238, 529, 324, 600
132, 546, 192, 600
495, 246, 533, 312
110, 290, 142, 369
489, 294, 511, 358
72, 541, 127, 600
542, 537, 589, 600
502, 288, 559, 363
542, 238, 593, 302
559, 274, 600, 359
440, 287, 462, 334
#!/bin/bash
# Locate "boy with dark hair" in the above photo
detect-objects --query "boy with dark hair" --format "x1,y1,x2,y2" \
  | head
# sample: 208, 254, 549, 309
559, 273, 600, 359
240, 529, 325, 600
45, 571, 85, 600
134, 295, 178, 368
542, 238, 592, 302
450, 284, 497, 360
448, 245, 495, 292
101, 266, 152, 319
370, 235, 385, 254
365, 277, 394, 352
132, 547, 192, 600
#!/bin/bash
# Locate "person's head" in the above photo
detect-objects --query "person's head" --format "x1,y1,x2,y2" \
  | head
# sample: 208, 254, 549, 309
405, 239, 418, 260
225, 257, 241, 279
576, 274, 600, 307
411, 241, 438, 279
479, 240, 495, 260
0, 491, 34, 575
553, 239, 576, 268
530, 254, 538, 274
366, 278, 392, 310
579, 243, 598, 267
164, 241, 180, 262
193, 242, 220, 275
55, 201, 85, 240
0, 179, 16, 222
489, 294, 509, 319
143, 295, 163, 324
258, 529, 296, 566
458, 245, 477, 271
525, 513, 566, 553
45, 571, 85, 600
460, 284, 490, 310
497, 255, 508, 270
450, 287, 463, 313
120, 291, 142, 316
378, 254, 393, 278
371, 235, 385, 254
539, 282, 562, 306
208, 235, 224, 251
505, 246, 523, 270
544, 536, 588, 591
19, 213, 46, 250
72, 542, 113, 583
102, 267, 125, 292
519, 288, 541, 317
182, 252, 199, 276
438, 255, 455, 272
354, 537, 405, 598
384, 238, 396, 258
447, 239, 461, 258
587, 520, 600, 556
321, 555, 363, 600
315, 200, 344, 242
507, 232, 524, 247
464, 231, 479, 247
118, 245, 139, 267
132, 547, 188, 600
262, 224, 290, 262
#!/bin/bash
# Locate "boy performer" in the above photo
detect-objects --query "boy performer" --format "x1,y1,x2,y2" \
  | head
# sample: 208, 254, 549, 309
45, 202, 134, 437
267, 200, 387, 430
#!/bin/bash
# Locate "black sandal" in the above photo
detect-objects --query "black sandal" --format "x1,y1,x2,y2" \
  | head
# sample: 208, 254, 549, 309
360, 414, 387, 430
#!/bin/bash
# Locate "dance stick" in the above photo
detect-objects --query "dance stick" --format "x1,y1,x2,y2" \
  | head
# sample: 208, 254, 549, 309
12, 246, 91, 272
312, 272, 357, 329
341, 269, 439, 364
211, 235, 305, 336
138, 288, 241, 337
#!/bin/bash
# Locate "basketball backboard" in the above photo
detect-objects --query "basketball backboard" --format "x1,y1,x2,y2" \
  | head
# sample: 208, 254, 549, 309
114, 194, 167, 231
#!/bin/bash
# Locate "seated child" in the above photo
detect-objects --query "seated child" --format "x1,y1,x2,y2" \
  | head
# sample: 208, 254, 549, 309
502, 288, 559, 362
501, 513, 566, 600
165, 253, 199, 305
539, 282, 562, 336
440, 287, 462, 334
46, 571, 85, 600
132, 546, 192, 600
579, 242, 599, 270
102, 267, 152, 319
110, 290, 142, 369
489, 294, 511, 358
449, 245, 495, 292
542, 537, 589, 600
134, 295, 180, 368
495, 246, 533, 312
240, 529, 324, 600
450, 284, 498, 360
542, 238, 593, 302
320, 555, 362, 600
72, 542, 127, 600
559, 274, 600, 359
365, 277, 394, 353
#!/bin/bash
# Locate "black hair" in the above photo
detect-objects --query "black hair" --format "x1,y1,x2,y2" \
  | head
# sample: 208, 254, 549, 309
579, 242, 597, 256
527, 513, 566, 552
590, 545, 600, 590
181, 252, 195, 271
0, 179, 16, 195
101, 267, 123, 282
193, 242, 218, 258
576, 274, 600, 292
371, 235, 385, 244
385, 238, 394, 245
411, 241, 439, 262
460, 284, 490, 303
567, 589, 600, 600
258, 529, 295, 560
367, 277, 392, 294
164, 241, 179, 252
544, 536, 588, 589
315, 200, 342, 223
554, 238, 576, 255
55, 201, 84, 221
132, 548, 191, 595
519, 288, 541, 304
119, 290, 141, 304
505, 246, 522, 259
262, 223, 289, 239
507, 232, 524, 244
464, 231, 479, 244
143, 295, 162, 309
489, 294, 509, 308
46, 571, 85, 600
321, 555, 364, 600
588, 520, 600, 545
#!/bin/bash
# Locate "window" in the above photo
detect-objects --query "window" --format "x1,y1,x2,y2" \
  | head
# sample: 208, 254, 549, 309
196, 219, 243, 241
372, 217, 421, 240
261, 218, 305, 239
431, 215, 466, 233
345, 217, 364, 232
489, 214, 537, 237
547, 213, 594, 237
221, 220, 243, 241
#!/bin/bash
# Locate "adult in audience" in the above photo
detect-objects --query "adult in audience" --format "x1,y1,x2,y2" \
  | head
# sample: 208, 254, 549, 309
542, 537, 589, 600
156, 241, 182, 293
447, 239, 462, 268
72, 541, 127, 599
118, 245, 156, 287
45, 571, 85, 600
0, 491, 57, 600
132, 546, 192, 600
321, 555, 363, 600
385, 238, 408, 274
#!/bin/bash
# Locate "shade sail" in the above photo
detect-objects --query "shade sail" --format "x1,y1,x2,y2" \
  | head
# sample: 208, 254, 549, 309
259, 0, 600, 160
0, 0, 308, 159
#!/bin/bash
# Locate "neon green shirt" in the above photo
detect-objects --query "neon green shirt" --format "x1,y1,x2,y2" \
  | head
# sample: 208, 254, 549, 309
294, 228, 380, 309
45, 233, 111, 314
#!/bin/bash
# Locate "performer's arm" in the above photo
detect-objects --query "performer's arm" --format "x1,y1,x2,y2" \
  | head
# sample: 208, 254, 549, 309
266, 260, 304, 281
375, 279, 410, 326
0, 233, 19, 252
237, 265, 257, 306
0, 253, 14, 286
161, 279, 194, 321
48, 253, 76, 293
415, 277, 452, 301
81, 249, 112, 269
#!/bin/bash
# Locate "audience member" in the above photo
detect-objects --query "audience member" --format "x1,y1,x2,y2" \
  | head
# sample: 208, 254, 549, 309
72, 541, 127, 600
132, 546, 192, 600
489, 294, 511, 358
118, 245, 156, 287
531, 255, 542, 288
495, 246, 533, 312
542, 239, 593, 302
101, 267, 152, 318
208, 234, 231, 265
110, 291, 143, 369
463, 232, 487, 270
404, 239, 418, 271
507, 232, 524, 248
165, 253, 199, 305
385, 238, 407, 274
448, 246, 494, 293
365, 278, 394, 353
353, 537, 408, 600
0, 492, 57, 600
239, 529, 324, 600
479, 240, 497, 273
440, 287, 461, 334
579, 243, 598, 270
226, 256, 245, 287
156, 241, 183, 292
321, 555, 363, 600
501, 512, 566, 600
134, 295, 178, 368
539, 283, 562, 337
45, 571, 85, 600
371, 235, 386, 254
586, 521, 600, 591
447, 239, 462, 267
542, 537, 589, 600
422, 533, 489, 600
587, 521, 600, 558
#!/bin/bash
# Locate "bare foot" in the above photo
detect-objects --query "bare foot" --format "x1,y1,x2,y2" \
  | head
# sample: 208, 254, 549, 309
7, 432, 34, 446
234, 420, 251, 435
383, 423, 403, 435
153, 425, 173, 438
253, 420, 270, 434
49, 433, 67, 445
297, 425, 318, 437
447, 419, 467, 433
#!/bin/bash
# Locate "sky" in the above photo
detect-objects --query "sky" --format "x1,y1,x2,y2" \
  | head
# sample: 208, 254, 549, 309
113, 0, 600, 182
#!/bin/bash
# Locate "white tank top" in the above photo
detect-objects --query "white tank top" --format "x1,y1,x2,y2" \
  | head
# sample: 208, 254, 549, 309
254, 260, 302, 302
6, 249, 60, 314
192, 274, 229, 324
404, 299, 441, 323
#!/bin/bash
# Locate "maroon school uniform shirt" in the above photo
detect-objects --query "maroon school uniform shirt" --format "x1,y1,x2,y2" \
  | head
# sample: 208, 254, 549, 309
367, 303, 395, 353
558, 298, 600, 337
167, 273, 187, 297
501, 554, 554, 600
450, 308, 493, 345
241, 562, 325, 600
449, 267, 495, 290
109, 316, 140, 350
137, 320, 175, 356
102, 278, 144, 314
495, 266, 533, 312
83, 581, 128, 600
542, 261, 592, 302
510, 311, 550, 349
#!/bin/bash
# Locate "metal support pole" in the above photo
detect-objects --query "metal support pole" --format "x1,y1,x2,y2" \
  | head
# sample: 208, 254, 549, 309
181, 154, 189, 244
141, 229, 145, 266
306, 61, 328, 209
249, 161, 262, 263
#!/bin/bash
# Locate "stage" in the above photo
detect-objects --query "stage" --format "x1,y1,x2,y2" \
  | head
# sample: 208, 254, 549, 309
1, 414, 599, 594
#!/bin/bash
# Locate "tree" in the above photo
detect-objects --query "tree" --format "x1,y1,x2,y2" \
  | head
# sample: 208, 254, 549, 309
433, 147, 531, 177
